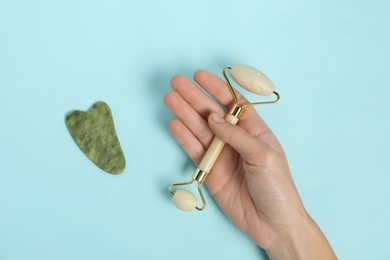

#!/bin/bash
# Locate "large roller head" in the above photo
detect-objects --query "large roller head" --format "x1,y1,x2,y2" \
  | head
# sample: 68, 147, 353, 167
229, 64, 275, 96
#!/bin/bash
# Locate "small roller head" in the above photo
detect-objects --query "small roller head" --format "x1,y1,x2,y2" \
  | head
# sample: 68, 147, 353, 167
230, 64, 275, 96
172, 189, 198, 211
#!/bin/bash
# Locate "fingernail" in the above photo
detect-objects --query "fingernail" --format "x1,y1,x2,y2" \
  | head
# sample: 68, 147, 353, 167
211, 113, 225, 123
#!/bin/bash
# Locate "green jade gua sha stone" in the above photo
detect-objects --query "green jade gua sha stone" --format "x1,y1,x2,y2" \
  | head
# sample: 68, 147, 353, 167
65, 101, 126, 174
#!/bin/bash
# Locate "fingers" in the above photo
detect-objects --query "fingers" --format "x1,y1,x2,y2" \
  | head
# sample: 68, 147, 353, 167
168, 119, 205, 165
208, 113, 272, 165
165, 71, 276, 158
194, 70, 248, 107
164, 91, 215, 147
193, 70, 267, 134
171, 75, 225, 119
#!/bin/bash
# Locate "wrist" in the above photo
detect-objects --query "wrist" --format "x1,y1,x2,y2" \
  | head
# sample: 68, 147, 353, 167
265, 212, 337, 260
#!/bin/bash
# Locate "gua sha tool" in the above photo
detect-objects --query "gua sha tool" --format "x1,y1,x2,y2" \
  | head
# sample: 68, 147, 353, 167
168, 64, 280, 211
65, 101, 126, 174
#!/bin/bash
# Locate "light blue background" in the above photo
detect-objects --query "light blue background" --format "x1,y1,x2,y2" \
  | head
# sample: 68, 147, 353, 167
1, 0, 389, 259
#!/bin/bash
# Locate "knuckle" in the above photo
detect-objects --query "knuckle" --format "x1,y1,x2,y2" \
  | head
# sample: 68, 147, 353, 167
198, 130, 213, 146
255, 149, 280, 166
193, 147, 206, 165
225, 125, 246, 144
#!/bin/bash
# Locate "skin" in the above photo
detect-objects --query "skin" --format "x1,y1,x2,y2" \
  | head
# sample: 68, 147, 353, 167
164, 70, 337, 259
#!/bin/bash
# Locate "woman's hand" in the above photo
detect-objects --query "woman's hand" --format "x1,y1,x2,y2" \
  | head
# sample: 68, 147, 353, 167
164, 70, 336, 259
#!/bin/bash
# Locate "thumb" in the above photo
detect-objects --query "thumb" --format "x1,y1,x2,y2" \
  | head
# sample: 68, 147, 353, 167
208, 113, 268, 159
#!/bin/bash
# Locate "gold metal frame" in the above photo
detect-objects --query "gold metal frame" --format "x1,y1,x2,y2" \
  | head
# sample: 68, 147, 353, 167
168, 66, 280, 211
168, 178, 206, 211
222, 66, 280, 108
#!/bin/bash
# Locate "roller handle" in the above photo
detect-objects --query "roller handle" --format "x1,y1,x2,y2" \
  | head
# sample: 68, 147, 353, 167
198, 114, 238, 173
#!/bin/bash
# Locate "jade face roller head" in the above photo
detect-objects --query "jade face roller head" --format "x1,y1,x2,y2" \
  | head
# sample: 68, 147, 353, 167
168, 64, 280, 211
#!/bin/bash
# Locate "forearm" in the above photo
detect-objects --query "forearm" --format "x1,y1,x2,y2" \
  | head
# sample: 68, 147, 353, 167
265, 213, 337, 260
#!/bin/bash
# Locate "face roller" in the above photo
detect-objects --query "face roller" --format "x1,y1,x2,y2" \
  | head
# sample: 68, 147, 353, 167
168, 64, 280, 211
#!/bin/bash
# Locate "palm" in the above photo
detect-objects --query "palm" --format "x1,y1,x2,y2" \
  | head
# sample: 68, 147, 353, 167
209, 148, 271, 244
205, 117, 283, 248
